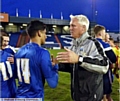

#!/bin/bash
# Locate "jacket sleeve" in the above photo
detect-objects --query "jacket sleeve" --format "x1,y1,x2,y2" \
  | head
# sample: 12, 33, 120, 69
58, 63, 72, 73
40, 50, 59, 88
78, 39, 109, 74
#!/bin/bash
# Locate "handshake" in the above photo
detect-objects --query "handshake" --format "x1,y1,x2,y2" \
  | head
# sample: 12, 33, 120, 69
51, 48, 79, 67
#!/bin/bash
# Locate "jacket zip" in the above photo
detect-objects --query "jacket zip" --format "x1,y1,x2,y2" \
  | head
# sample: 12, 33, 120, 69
72, 63, 75, 99
72, 44, 78, 99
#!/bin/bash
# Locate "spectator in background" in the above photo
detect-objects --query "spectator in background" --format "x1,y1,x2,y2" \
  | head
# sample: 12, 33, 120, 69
0, 35, 16, 98
1, 30, 16, 64
105, 33, 110, 43
109, 37, 120, 81
1, 30, 16, 55
117, 36, 120, 42
94, 25, 116, 101
57, 14, 109, 101
14, 20, 58, 101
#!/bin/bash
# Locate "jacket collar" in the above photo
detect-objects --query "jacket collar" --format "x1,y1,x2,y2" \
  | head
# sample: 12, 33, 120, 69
72, 32, 90, 46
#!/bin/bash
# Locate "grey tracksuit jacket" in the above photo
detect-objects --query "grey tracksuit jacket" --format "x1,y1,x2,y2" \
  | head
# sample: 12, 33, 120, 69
59, 32, 109, 101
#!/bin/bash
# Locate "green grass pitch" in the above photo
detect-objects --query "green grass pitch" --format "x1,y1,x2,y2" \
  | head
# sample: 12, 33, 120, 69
44, 49, 120, 101
15, 49, 119, 101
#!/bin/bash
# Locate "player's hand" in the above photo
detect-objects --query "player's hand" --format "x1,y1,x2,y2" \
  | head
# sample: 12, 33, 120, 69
7, 55, 14, 64
51, 54, 58, 66
56, 48, 79, 63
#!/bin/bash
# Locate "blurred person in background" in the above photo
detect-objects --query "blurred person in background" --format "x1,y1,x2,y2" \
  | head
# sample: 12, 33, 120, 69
1, 30, 15, 64
109, 37, 120, 81
1, 30, 16, 55
105, 33, 110, 43
0, 35, 16, 98
94, 25, 116, 101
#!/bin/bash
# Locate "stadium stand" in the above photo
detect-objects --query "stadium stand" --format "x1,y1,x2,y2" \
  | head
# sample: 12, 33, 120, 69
42, 34, 61, 48
9, 32, 119, 49
9, 32, 30, 47
56, 34, 72, 47
16, 31, 30, 47
9, 33, 73, 49
9, 32, 21, 47
109, 33, 120, 42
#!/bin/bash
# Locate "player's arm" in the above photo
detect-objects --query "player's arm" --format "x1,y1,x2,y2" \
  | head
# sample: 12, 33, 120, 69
51, 54, 72, 73
104, 44, 117, 63
40, 50, 59, 88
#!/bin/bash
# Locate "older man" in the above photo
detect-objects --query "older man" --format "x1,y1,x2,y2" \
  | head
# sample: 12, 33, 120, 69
57, 15, 109, 101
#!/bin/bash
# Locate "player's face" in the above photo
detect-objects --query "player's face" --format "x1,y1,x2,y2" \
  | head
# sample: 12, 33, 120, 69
2, 36, 9, 49
41, 29, 47, 45
105, 33, 110, 42
70, 18, 85, 39
100, 30, 106, 40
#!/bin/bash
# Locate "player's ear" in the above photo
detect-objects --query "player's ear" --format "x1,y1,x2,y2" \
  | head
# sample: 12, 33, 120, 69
98, 32, 101, 36
38, 30, 41, 37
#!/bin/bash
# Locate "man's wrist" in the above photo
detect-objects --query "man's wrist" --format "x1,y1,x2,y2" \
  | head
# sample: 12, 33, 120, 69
78, 55, 83, 64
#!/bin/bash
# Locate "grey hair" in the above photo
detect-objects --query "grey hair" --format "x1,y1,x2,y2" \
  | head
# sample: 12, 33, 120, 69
70, 14, 90, 31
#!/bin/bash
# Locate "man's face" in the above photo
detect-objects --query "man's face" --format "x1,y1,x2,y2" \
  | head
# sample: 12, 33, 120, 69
70, 18, 85, 39
41, 29, 47, 45
2, 36, 9, 49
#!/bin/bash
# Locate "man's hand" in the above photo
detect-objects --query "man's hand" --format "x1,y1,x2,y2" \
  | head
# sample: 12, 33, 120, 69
56, 48, 79, 63
7, 55, 14, 64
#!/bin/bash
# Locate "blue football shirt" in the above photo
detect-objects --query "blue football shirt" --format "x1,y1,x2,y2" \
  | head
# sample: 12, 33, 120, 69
0, 50, 16, 98
3, 45, 16, 55
96, 38, 116, 63
14, 43, 58, 100
96, 38, 116, 93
